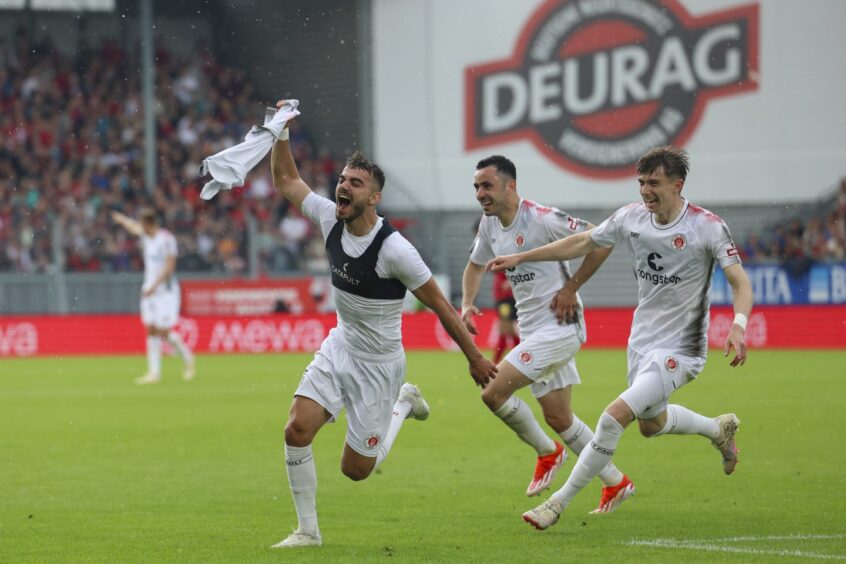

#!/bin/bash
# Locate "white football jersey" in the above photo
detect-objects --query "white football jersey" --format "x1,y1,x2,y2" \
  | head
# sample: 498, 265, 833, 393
302, 192, 432, 355
470, 199, 590, 340
591, 200, 741, 358
141, 229, 179, 296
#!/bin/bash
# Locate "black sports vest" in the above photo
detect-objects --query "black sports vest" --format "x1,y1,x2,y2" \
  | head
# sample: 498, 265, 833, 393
325, 219, 407, 300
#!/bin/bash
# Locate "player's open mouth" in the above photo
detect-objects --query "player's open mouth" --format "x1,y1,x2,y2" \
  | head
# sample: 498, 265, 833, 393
479, 199, 492, 209
337, 194, 352, 210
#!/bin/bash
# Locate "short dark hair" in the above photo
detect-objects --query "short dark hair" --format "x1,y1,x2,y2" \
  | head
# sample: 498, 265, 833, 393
345, 151, 385, 191
637, 145, 689, 180
139, 207, 158, 225
476, 155, 517, 181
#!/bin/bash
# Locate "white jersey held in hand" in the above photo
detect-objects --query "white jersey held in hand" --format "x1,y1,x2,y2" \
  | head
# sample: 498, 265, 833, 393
590, 199, 741, 359
470, 199, 590, 341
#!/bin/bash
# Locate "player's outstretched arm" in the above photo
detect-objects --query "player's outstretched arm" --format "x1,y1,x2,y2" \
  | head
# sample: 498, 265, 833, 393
550, 244, 613, 324
486, 230, 599, 272
110, 210, 144, 237
412, 277, 498, 388
722, 263, 753, 367
270, 100, 312, 211
460, 261, 486, 335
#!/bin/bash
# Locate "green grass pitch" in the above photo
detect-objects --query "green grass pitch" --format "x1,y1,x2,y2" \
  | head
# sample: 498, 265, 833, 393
2, 349, 845, 562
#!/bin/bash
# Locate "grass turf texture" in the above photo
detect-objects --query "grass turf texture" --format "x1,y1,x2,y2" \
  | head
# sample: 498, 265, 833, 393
1, 350, 845, 562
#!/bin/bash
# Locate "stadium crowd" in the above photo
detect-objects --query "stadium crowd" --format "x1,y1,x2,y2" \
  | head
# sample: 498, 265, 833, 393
0, 27, 334, 275
738, 179, 846, 272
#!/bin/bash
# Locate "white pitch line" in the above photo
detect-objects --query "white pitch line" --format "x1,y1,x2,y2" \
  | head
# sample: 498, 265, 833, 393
626, 536, 846, 561
710, 534, 846, 543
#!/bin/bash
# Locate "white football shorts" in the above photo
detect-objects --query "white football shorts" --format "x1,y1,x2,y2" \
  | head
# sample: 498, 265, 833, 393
505, 330, 582, 399
140, 290, 180, 329
295, 328, 406, 457
619, 348, 706, 419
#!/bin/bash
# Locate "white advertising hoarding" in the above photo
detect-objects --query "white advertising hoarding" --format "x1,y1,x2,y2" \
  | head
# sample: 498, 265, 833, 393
372, 0, 846, 210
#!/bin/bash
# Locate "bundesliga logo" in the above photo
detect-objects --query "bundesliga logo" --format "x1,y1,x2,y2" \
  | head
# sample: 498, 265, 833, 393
465, 0, 760, 178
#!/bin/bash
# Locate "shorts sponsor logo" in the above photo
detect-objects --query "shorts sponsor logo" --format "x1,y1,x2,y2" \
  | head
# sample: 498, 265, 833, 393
365, 433, 381, 450
515, 233, 526, 247
671, 234, 687, 250
464, 0, 760, 178
665, 356, 679, 372
519, 351, 534, 364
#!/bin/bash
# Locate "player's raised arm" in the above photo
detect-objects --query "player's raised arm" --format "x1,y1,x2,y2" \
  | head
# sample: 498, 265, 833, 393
111, 210, 144, 237
487, 230, 600, 272
412, 277, 498, 388
270, 100, 312, 211
460, 260, 486, 335
722, 263, 753, 367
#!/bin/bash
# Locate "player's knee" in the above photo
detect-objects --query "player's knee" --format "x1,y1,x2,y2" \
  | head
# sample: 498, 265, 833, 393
638, 419, 663, 438
340, 460, 372, 482
544, 411, 573, 433
283, 419, 315, 447
480, 387, 505, 412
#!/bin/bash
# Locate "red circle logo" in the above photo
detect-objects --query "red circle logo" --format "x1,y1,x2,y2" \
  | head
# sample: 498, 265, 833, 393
515, 234, 525, 247
672, 234, 687, 250
520, 351, 533, 364
665, 357, 679, 372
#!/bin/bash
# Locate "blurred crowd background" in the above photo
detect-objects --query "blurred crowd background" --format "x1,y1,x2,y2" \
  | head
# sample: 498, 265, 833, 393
0, 27, 334, 276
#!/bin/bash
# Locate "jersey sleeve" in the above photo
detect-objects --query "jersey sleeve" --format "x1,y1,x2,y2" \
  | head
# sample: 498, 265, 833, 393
545, 208, 591, 240
164, 233, 178, 257
468, 218, 495, 265
380, 233, 433, 291
301, 192, 338, 240
590, 205, 630, 248
708, 218, 743, 269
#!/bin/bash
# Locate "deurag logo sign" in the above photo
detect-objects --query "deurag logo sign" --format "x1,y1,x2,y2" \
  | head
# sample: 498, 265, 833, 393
465, 0, 759, 178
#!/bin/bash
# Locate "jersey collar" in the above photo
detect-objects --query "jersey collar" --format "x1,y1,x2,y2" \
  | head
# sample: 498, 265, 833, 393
650, 199, 689, 231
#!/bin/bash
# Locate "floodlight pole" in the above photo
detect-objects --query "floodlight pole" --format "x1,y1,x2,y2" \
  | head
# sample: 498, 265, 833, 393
141, 0, 156, 195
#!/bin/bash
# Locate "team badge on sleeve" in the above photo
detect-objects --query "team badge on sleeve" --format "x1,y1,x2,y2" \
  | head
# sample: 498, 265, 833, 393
671, 234, 687, 250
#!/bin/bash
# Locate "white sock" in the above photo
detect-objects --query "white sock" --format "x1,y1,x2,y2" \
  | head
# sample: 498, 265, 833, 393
376, 399, 412, 467
166, 330, 193, 365
550, 413, 625, 510
285, 444, 319, 535
654, 404, 720, 439
559, 414, 624, 487
494, 396, 556, 455
145, 336, 161, 375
